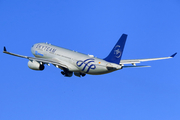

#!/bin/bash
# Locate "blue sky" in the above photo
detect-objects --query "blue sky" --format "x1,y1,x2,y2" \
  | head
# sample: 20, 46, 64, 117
0, 0, 180, 120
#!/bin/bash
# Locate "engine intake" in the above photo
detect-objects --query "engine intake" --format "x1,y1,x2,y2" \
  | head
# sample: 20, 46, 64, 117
28, 60, 45, 70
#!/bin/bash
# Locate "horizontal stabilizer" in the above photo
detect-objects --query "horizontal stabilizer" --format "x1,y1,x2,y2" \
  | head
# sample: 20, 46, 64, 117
123, 65, 151, 68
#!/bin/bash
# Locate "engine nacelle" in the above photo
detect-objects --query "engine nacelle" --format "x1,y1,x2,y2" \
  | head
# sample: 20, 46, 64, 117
28, 60, 45, 70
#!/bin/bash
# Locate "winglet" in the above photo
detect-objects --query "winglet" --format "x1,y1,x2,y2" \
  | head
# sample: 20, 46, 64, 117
171, 52, 177, 58
3, 46, 7, 52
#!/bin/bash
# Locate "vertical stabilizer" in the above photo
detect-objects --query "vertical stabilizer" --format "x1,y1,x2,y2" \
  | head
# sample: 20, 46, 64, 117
104, 34, 127, 64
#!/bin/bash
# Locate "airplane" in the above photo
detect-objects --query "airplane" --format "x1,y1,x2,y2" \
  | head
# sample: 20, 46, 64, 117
3, 34, 177, 77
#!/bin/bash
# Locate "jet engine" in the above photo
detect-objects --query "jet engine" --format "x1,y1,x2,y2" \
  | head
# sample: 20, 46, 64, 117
28, 60, 45, 70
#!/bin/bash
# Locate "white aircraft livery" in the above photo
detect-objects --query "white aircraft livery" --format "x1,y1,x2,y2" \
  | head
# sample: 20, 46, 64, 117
3, 34, 177, 77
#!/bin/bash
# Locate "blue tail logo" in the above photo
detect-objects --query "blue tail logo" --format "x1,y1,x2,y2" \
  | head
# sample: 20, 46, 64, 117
76, 59, 96, 73
104, 34, 127, 64
114, 45, 121, 58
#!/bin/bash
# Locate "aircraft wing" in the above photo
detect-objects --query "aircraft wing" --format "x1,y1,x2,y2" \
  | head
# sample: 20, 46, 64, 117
3, 47, 68, 69
120, 53, 177, 67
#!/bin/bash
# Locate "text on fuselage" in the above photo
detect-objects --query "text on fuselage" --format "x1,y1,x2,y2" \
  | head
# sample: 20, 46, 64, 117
36, 44, 57, 53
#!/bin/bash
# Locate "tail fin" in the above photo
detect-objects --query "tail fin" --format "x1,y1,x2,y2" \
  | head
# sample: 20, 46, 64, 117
104, 34, 127, 64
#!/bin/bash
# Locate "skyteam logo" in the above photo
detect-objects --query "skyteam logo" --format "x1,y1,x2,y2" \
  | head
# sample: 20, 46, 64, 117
76, 59, 96, 73
114, 45, 121, 58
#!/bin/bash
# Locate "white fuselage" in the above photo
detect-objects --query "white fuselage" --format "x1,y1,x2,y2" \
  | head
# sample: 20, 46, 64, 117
31, 43, 122, 75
